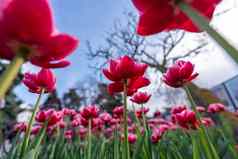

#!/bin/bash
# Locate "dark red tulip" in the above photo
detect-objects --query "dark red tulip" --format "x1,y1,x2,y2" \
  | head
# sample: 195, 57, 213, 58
108, 76, 150, 96
208, 103, 225, 113
163, 60, 198, 88
132, 0, 221, 36
64, 130, 73, 140
0, 0, 79, 68
153, 110, 161, 118
80, 105, 100, 120
31, 125, 42, 135
99, 112, 112, 124
130, 92, 151, 104
14, 122, 27, 133
196, 106, 206, 113
35, 109, 62, 126
103, 55, 147, 82
201, 117, 214, 127
128, 133, 137, 144
174, 109, 199, 129
135, 107, 149, 118
171, 105, 187, 114
151, 128, 161, 143
23, 68, 56, 94
113, 106, 124, 118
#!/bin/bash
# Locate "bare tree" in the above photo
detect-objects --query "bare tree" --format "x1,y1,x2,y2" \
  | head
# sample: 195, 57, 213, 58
86, 12, 208, 75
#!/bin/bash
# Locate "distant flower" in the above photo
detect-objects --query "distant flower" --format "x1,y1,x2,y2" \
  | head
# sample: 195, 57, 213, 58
131, 0, 221, 36
64, 130, 73, 140
99, 112, 112, 124
23, 68, 56, 94
103, 56, 149, 96
130, 92, 151, 104
103, 55, 147, 81
113, 106, 124, 118
173, 109, 199, 129
151, 128, 161, 143
171, 105, 187, 114
0, 0, 79, 68
201, 117, 214, 127
128, 133, 137, 144
208, 103, 225, 113
153, 110, 161, 118
14, 122, 27, 133
80, 105, 100, 120
196, 106, 206, 113
108, 76, 150, 96
135, 107, 149, 118
163, 60, 198, 88
31, 125, 42, 135
35, 109, 62, 126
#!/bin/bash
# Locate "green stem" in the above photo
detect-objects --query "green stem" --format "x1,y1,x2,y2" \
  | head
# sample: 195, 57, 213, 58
20, 89, 44, 159
87, 119, 92, 159
123, 79, 130, 159
178, 2, 238, 64
184, 86, 219, 159
0, 54, 25, 99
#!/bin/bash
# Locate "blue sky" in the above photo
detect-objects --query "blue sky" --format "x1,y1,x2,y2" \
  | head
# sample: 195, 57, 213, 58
15, 0, 135, 103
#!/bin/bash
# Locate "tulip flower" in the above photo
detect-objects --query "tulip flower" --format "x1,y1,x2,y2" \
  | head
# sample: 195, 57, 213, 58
130, 92, 151, 104
163, 60, 198, 88
135, 107, 149, 119
64, 130, 73, 140
14, 122, 27, 133
23, 68, 56, 94
35, 109, 62, 126
103, 55, 147, 82
208, 103, 226, 113
153, 110, 161, 118
108, 76, 150, 96
31, 125, 42, 135
80, 105, 100, 120
151, 128, 161, 143
99, 112, 112, 124
196, 106, 206, 113
128, 133, 137, 144
0, 0, 79, 68
173, 109, 199, 129
112, 106, 124, 118
131, 0, 221, 36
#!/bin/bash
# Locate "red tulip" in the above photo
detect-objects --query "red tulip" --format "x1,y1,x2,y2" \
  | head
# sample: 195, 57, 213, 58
208, 103, 225, 113
112, 106, 124, 118
103, 55, 147, 82
99, 112, 112, 123
171, 105, 187, 114
153, 110, 161, 118
201, 117, 214, 127
196, 106, 206, 113
14, 122, 27, 133
80, 105, 100, 120
128, 133, 137, 144
35, 109, 62, 126
0, 0, 79, 68
174, 109, 199, 129
151, 128, 161, 143
163, 60, 198, 88
135, 107, 149, 118
108, 76, 150, 96
131, 0, 221, 36
130, 92, 151, 104
64, 130, 73, 140
23, 68, 56, 94
31, 125, 42, 135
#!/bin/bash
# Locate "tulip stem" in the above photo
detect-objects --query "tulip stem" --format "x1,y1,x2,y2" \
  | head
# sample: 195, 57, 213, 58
184, 86, 219, 159
87, 119, 92, 159
20, 89, 44, 159
0, 53, 26, 99
123, 79, 130, 159
178, 2, 238, 65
